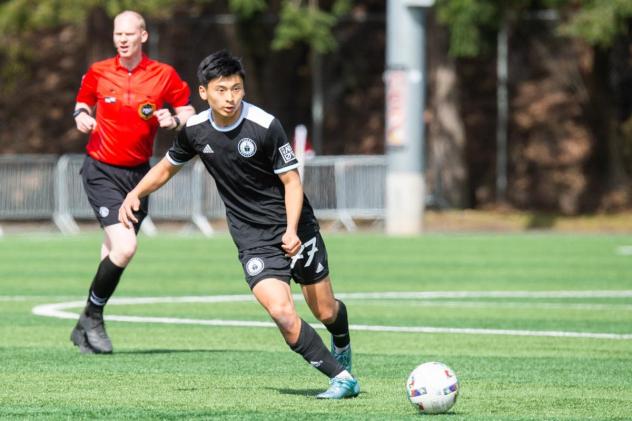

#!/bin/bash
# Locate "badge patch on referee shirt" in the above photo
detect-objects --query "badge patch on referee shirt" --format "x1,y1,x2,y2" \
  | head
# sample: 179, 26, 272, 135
138, 102, 156, 120
278, 143, 296, 163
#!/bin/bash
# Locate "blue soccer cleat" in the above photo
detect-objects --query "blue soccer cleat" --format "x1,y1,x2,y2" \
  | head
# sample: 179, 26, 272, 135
316, 377, 360, 399
331, 337, 352, 373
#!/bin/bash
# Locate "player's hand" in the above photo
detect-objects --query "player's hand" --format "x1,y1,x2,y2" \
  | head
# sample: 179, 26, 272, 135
75, 113, 96, 133
155, 108, 178, 130
282, 231, 302, 257
119, 193, 140, 229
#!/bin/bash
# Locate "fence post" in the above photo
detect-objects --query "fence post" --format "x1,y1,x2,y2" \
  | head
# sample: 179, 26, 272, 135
334, 159, 356, 231
191, 159, 214, 236
53, 155, 80, 235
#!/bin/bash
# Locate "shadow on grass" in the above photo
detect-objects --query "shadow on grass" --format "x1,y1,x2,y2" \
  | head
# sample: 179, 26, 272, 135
115, 348, 228, 355
269, 387, 325, 397
270, 387, 366, 398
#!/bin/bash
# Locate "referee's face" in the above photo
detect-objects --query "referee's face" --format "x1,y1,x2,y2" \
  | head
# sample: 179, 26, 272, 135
113, 14, 147, 60
199, 74, 245, 127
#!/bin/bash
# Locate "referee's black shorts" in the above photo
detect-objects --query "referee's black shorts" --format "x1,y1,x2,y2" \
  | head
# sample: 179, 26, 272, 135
80, 155, 149, 232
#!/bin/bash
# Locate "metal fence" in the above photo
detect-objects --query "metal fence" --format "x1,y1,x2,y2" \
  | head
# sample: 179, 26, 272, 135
0, 154, 386, 235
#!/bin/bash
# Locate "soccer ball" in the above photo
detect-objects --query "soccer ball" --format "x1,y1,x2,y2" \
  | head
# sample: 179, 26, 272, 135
406, 362, 459, 414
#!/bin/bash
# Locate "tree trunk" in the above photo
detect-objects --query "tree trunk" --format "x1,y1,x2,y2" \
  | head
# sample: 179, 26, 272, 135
85, 7, 112, 67
426, 13, 468, 208
583, 46, 630, 210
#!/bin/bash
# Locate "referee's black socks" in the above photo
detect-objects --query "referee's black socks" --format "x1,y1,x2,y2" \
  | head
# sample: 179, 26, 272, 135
324, 299, 350, 349
85, 256, 124, 315
290, 319, 345, 378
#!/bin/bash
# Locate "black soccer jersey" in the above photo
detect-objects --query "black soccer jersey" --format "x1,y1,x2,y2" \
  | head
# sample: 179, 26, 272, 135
167, 101, 319, 251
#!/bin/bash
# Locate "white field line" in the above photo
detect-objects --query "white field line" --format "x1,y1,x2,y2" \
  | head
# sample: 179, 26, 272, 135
30, 291, 632, 340
0, 296, 81, 302
616, 245, 632, 256
337, 291, 632, 299
356, 300, 632, 311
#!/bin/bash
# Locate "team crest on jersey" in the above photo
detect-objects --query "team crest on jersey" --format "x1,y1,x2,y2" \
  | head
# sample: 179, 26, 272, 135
246, 257, 264, 276
278, 143, 296, 163
238, 138, 257, 158
138, 102, 156, 120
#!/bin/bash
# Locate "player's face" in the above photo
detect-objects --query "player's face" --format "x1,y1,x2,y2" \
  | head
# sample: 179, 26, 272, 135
199, 74, 245, 127
113, 15, 147, 59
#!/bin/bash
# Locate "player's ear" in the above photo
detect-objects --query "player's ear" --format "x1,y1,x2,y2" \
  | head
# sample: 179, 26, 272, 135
140, 30, 148, 43
198, 85, 208, 101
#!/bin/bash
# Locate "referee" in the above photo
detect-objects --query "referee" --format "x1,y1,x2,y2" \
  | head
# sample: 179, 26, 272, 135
70, 10, 195, 354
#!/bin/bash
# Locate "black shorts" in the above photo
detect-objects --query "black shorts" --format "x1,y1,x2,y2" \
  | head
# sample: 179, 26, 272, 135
238, 231, 330, 289
80, 155, 149, 232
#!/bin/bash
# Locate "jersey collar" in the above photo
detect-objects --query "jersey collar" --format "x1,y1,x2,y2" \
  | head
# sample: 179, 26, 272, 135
209, 101, 249, 132
115, 54, 151, 72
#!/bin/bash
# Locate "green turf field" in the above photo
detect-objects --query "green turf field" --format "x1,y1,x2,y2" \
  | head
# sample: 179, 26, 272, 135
1, 232, 631, 420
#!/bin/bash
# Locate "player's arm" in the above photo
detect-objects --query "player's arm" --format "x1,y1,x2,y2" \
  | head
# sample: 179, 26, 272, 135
154, 104, 195, 130
278, 169, 303, 256
119, 158, 181, 228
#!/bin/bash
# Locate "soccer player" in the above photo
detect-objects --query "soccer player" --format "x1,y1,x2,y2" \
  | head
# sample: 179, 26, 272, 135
70, 10, 195, 354
118, 50, 359, 399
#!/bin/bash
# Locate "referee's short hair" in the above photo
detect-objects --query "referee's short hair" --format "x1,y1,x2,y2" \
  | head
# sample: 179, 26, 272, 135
197, 50, 245, 85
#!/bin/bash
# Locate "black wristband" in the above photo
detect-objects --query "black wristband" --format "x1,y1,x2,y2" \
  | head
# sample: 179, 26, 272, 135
73, 108, 90, 118
172, 116, 181, 130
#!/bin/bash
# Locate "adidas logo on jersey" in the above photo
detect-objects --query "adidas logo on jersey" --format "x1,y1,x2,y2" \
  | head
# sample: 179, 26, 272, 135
203, 144, 214, 154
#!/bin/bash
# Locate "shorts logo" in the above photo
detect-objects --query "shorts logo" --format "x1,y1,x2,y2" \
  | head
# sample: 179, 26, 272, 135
278, 143, 296, 163
246, 257, 264, 276
238, 138, 257, 158
99, 207, 109, 218
138, 102, 156, 120
316, 262, 325, 273
105, 96, 116, 104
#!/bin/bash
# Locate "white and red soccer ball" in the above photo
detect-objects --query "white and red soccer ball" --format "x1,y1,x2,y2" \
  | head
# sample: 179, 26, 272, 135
406, 361, 459, 414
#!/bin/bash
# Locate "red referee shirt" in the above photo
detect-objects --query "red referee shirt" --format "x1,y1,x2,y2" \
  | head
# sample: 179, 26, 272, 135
76, 54, 191, 167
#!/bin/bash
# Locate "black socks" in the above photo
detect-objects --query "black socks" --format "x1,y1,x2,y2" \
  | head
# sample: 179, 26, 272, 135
325, 299, 350, 349
290, 319, 344, 378
85, 256, 124, 314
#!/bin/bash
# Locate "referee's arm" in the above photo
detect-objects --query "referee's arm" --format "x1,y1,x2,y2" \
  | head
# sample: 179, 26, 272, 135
118, 158, 181, 228
73, 102, 96, 133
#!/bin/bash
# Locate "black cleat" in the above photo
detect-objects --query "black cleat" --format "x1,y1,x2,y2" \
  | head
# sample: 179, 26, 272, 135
70, 311, 113, 354
70, 323, 96, 354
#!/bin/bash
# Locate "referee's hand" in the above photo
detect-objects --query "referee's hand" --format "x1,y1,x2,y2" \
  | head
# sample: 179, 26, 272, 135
119, 193, 140, 229
75, 113, 96, 133
155, 108, 178, 130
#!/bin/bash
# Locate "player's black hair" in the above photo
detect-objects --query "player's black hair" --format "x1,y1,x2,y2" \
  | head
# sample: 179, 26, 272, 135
197, 50, 245, 86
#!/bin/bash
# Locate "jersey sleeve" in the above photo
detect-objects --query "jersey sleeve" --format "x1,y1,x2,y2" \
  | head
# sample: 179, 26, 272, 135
166, 127, 196, 166
163, 66, 191, 108
266, 119, 300, 174
75, 67, 98, 106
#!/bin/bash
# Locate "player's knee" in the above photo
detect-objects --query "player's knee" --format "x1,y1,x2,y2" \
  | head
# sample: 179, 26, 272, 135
268, 303, 298, 330
110, 241, 137, 265
313, 305, 337, 324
